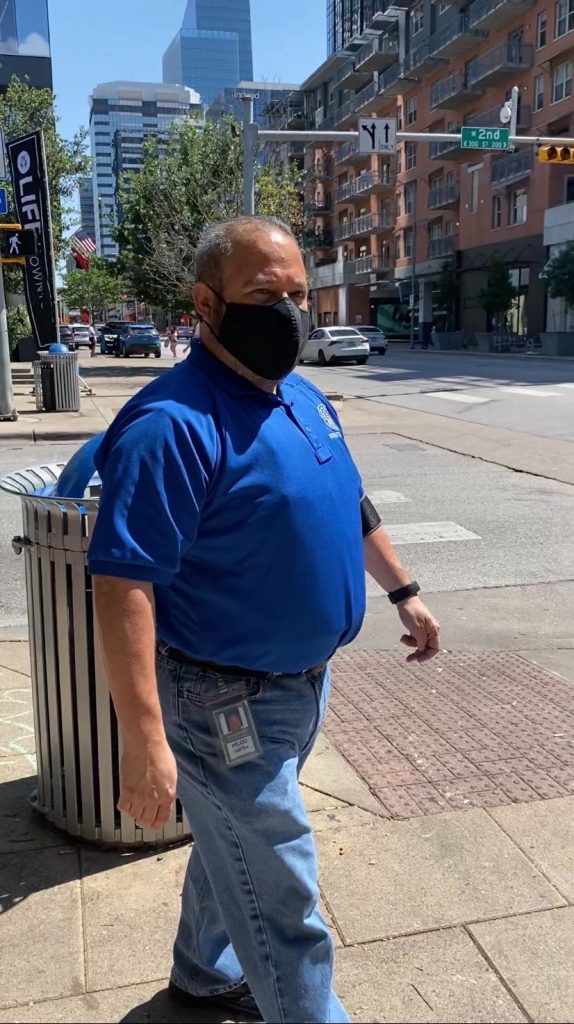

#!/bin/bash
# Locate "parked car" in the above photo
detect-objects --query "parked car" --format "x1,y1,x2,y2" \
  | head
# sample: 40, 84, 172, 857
58, 325, 76, 349
357, 326, 388, 354
115, 323, 161, 358
300, 327, 370, 366
176, 325, 193, 340
71, 324, 92, 348
101, 320, 129, 354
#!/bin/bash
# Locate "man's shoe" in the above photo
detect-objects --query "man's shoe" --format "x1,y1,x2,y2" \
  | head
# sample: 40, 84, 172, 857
168, 979, 263, 1021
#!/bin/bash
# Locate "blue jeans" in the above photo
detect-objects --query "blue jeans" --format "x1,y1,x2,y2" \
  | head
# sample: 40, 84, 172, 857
156, 649, 350, 1024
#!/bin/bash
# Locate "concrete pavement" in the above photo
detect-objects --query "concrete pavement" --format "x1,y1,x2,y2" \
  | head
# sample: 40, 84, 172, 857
1, 638, 574, 1023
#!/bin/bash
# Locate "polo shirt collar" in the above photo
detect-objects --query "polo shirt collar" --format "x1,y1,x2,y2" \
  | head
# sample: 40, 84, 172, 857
186, 341, 287, 401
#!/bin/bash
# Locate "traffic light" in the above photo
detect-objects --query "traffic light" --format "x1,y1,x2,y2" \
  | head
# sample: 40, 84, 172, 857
537, 145, 574, 163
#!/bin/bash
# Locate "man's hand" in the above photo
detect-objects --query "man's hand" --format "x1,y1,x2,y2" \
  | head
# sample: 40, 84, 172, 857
118, 736, 177, 830
397, 596, 441, 664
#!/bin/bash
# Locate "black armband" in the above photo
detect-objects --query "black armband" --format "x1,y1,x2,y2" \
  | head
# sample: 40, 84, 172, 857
360, 495, 382, 538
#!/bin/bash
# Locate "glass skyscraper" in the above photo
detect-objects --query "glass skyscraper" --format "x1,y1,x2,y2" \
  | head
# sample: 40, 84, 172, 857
163, 0, 253, 110
327, 0, 388, 55
0, 0, 52, 89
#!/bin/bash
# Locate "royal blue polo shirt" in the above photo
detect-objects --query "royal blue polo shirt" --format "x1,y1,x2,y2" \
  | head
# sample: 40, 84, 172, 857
88, 342, 366, 674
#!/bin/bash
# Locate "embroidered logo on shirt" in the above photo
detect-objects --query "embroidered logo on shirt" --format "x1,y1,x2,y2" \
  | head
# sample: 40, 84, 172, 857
317, 403, 341, 439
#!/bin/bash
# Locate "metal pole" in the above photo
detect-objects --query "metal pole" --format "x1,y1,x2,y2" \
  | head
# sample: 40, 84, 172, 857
509, 85, 519, 141
409, 182, 417, 350
257, 129, 574, 146
242, 96, 257, 216
0, 263, 17, 421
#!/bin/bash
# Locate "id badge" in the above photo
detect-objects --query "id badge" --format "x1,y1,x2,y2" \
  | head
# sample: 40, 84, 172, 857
211, 700, 262, 768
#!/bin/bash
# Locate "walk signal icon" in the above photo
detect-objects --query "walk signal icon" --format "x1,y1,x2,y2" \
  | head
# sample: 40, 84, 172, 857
537, 145, 574, 163
0, 228, 37, 257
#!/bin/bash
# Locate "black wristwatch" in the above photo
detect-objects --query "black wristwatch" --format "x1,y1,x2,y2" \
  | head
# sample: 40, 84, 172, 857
388, 581, 421, 605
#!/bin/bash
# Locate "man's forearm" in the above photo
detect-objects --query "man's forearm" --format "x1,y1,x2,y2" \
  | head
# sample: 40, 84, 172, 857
364, 525, 412, 594
93, 576, 165, 743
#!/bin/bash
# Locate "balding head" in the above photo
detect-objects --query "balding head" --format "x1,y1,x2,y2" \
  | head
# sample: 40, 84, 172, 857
195, 216, 298, 292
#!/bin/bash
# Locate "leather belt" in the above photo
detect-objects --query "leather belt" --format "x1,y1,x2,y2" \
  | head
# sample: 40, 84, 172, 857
156, 642, 326, 680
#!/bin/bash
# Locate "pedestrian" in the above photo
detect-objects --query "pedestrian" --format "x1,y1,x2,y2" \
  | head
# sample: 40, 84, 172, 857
166, 324, 178, 359
89, 216, 440, 1024
182, 320, 200, 355
88, 323, 96, 358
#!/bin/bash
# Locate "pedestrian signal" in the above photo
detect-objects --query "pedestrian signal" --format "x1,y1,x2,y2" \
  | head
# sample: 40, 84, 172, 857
537, 145, 574, 163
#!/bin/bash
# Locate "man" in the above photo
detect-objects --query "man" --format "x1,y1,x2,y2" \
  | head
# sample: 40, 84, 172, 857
89, 216, 440, 1024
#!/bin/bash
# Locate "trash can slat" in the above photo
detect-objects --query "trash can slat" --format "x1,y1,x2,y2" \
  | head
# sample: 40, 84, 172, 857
53, 547, 79, 828
91, 603, 118, 843
39, 545, 65, 828
70, 555, 97, 837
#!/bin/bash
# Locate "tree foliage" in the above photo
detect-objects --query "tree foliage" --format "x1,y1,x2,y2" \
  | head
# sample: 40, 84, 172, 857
7, 305, 30, 351
541, 242, 574, 310
114, 117, 304, 311
434, 260, 458, 330
478, 256, 517, 330
0, 77, 89, 261
61, 258, 123, 317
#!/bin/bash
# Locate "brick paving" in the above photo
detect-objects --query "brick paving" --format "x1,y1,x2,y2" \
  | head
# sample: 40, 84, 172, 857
326, 650, 574, 818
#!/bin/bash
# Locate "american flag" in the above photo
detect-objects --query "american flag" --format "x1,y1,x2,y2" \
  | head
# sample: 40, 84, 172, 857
70, 233, 97, 269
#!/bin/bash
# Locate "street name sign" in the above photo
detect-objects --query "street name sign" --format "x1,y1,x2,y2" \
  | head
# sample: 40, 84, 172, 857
359, 117, 397, 154
461, 126, 510, 151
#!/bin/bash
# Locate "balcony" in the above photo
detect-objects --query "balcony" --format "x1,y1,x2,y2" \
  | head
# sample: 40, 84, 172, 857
335, 172, 394, 204
427, 184, 460, 209
272, 92, 308, 130
490, 148, 533, 186
314, 107, 335, 130
333, 140, 371, 166
334, 221, 355, 242
333, 58, 371, 91
347, 254, 393, 278
428, 16, 485, 59
305, 196, 332, 215
467, 43, 533, 88
303, 229, 334, 250
368, 0, 394, 29
468, 0, 536, 32
407, 40, 444, 76
465, 103, 532, 131
334, 214, 386, 242
335, 180, 356, 204
305, 159, 333, 182
429, 134, 467, 161
428, 235, 457, 259
431, 72, 483, 110
377, 62, 405, 99
354, 80, 380, 115
334, 96, 357, 128
355, 34, 399, 73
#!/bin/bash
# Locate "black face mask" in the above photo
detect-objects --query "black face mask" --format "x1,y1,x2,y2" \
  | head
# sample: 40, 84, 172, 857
202, 285, 310, 382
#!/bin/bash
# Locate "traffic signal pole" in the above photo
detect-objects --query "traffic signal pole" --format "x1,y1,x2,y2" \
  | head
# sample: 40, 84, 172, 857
0, 262, 16, 420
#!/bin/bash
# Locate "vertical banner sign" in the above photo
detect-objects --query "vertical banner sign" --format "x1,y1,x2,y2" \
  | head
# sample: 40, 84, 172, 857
7, 131, 58, 346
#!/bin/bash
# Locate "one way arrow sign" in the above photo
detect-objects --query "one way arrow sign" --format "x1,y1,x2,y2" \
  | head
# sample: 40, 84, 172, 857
359, 117, 397, 154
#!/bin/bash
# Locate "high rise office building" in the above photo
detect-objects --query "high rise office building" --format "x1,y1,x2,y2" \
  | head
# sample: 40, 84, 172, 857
78, 176, 96, 238
163, 0, 253, 109
327, 1, 389, 55
90, 81, 201, 259
0, 0, 52, 90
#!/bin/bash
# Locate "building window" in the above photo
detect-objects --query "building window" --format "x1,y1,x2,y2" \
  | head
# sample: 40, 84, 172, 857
396, 149, 402, 173
553, 60, 573, 101
509, 188, 528, 225
468, 167, 479, 213
411, 2, 424, 35
537, 11, 548, 46
404, 227, 414, 258
429, 221, 442, 242
534, 74, 545, 110
406, 96, 417, 124
555, 0, 574, 36
406, 142, 416, 170
404, 182, 416, 214
492, 194, 502, 229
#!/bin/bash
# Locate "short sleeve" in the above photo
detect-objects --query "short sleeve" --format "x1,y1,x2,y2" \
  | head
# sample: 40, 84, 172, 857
88, 407, 215, 584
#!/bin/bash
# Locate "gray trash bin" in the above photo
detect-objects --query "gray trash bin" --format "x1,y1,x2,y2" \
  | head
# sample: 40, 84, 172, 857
0, 462, 191, 847
34, 351, 80, 412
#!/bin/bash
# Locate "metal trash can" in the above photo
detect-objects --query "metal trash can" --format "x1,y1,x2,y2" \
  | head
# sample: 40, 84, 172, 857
0, 458, 190, 847
33, 351, 80, 412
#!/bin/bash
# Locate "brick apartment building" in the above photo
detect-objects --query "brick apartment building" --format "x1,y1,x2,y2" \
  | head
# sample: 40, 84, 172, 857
289, 0, 574, 340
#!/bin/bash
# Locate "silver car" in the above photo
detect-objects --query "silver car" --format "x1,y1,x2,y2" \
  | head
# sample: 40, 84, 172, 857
357, 326, 388, 354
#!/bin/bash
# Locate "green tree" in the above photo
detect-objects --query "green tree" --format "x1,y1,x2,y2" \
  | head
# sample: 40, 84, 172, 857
6, 305, 31, 351
114, 117, 304, 310
0, 76, 89, 260
434, 260, 458, 331
61, 258, 123, 320
478, 256, 517, 331
541, 242, 574, 312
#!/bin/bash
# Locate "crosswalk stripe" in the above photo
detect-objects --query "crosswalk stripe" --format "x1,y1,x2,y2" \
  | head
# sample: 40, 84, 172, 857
557, 382, 574, 389
386, 521, 481, 545
499, 387, 562, 397
424, 391, 489, 404
371, 490, 411, 505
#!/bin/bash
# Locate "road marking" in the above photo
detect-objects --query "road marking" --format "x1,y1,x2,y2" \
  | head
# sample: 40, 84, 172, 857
557, 382, 574, 388
370, 490, 411, 505
499, 387, 563, 397
424, 391, 489, 404
386, 521, 481, 545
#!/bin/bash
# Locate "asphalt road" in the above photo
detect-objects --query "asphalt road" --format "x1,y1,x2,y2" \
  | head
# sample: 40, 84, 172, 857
302, 350, 574, 442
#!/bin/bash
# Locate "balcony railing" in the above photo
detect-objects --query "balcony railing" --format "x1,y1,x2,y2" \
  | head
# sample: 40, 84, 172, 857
428, 184, 460, 209
348, 254, 392, 277
334, 221, 355, 242
428, 235, 457, 259
305, 159, 333, 181
335, 181, 356, 203
490, 148, 533, 185
377, 62, 403, 98
429, 136, 461, 159
334, 97, 356, 126
334, 140, 360, 164
334, 214, 384, 241
428, 15, 484, 58
303, 229, 334, 249
305, 197, 332, 214
468, 0, 535, 31
431, 72, 485, 109
355, 33, 399, 72
467, 43, 533, 87
407, 40, 443, 74
335, 172, 394, 204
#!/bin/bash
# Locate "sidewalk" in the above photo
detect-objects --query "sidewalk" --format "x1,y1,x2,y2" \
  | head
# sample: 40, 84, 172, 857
1, 638, 573, 1023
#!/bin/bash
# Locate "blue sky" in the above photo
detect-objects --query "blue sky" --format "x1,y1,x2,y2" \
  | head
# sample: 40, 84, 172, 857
50, 0, 327, 141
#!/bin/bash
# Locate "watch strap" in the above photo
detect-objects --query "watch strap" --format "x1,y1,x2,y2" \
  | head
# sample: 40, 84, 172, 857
388, 581, 421, 605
